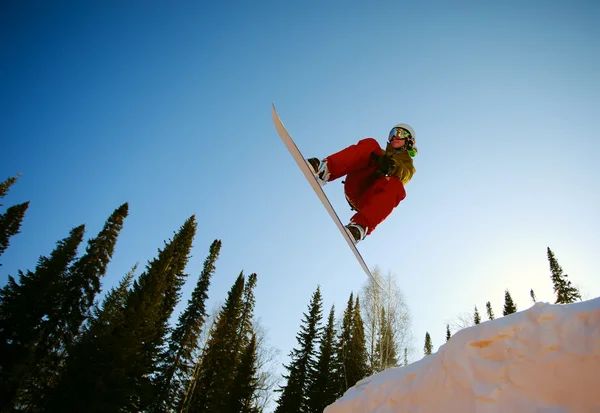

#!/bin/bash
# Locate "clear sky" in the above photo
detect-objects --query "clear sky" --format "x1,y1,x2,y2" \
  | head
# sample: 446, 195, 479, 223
1, 0, 599, 379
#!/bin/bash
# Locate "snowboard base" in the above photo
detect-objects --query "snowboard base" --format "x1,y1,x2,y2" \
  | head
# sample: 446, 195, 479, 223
271, 104, 376, 282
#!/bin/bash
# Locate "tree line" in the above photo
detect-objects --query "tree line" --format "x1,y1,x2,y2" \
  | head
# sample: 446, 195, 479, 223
423, 247, 583, 355
1, 175, 412, 413
0, 175, 277, 412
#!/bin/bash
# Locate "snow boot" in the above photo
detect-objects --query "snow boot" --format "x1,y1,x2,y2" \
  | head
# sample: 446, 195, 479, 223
345, 222, 366, 244
307, 158, 330, 186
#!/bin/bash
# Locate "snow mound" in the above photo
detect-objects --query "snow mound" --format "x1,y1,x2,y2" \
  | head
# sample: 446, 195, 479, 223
325, 298, 600, 413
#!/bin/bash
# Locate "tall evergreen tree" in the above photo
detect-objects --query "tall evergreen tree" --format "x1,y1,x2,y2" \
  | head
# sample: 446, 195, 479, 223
423, 332, 433, 356
334, 293, 354, 394
446, 324, 451, 342
403, 348, 408, 366
275, 286, 323, 413
503, 290, 517, 316
118, 215, 196, 412
547, 247, 581, 304
226, 334, 260, 413
237, 273, 258, 356
25, 204, 129, 408
473, 305, 481, 324
62, 203, 129, 339
152, 240, 221, 413
188, 272, 247, 413
52, 216, 196, 413
47, 265, 138, 411
0, 202, 29, 261
306, 305, 338, 413
0, 225, 85, 411
486, 301, 495, 320
346, 296, 368, 387
530, 289, 537, 303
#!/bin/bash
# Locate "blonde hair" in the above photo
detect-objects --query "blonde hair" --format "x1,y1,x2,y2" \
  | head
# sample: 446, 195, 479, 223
385, 144, 415, 185
393, 151, 415, 185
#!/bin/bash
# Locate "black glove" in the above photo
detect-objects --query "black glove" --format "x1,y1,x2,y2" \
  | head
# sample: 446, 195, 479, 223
370, 152, 392, 176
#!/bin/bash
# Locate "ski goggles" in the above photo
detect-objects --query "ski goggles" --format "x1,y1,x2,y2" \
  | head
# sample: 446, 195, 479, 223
388, 127, 411, 142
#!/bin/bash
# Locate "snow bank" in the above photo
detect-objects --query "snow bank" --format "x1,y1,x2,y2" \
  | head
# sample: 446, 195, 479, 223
325, 298, 600, 413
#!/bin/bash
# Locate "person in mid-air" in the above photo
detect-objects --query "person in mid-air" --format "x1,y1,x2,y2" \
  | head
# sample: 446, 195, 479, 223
307, 124, 417, 243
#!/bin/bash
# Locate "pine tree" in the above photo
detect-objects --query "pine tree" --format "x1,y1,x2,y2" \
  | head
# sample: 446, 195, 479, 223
119, 215, 196, 411
152, 239, 221, 413
403, 348, 408, 366
423, 332, 433, 356
503, 290, 517, 316
334, 293, 354, 394
237, 273, 258, 356
547, 247, 581, 304
47, 265, 138, 412
19, 203, 129, 408
275, 286, 323, 413
22, 204, 129, 408
61, 203, 129, 342
474, 305, 481, 324
226, 334, 260, 413
0, 202, 29, 261
53, 216, 196, 412
530, 289, 537, 303
306, 305, 338, 413
0, 225, 85, 411
188, 272, 246, 413
486, 301, 495, 320
446, 324, 451, 342
346, 296, 368, 386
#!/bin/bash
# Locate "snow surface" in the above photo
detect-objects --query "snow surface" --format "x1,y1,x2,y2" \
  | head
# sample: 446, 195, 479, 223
325, 298, 600, 413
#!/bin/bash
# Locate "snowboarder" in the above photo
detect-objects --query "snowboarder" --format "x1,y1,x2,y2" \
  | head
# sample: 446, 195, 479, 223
307, 124, 417, 243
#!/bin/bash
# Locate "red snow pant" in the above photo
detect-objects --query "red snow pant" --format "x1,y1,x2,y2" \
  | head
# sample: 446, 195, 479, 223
325, 138, 406, 235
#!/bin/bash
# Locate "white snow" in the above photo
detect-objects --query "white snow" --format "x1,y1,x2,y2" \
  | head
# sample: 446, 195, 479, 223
325, 298, 600, 413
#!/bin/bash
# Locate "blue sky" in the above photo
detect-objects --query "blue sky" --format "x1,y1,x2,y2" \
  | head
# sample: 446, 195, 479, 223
1, 0, 599, 382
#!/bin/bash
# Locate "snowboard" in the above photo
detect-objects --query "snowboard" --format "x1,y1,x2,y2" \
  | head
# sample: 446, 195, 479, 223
271, 104, 375, 281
